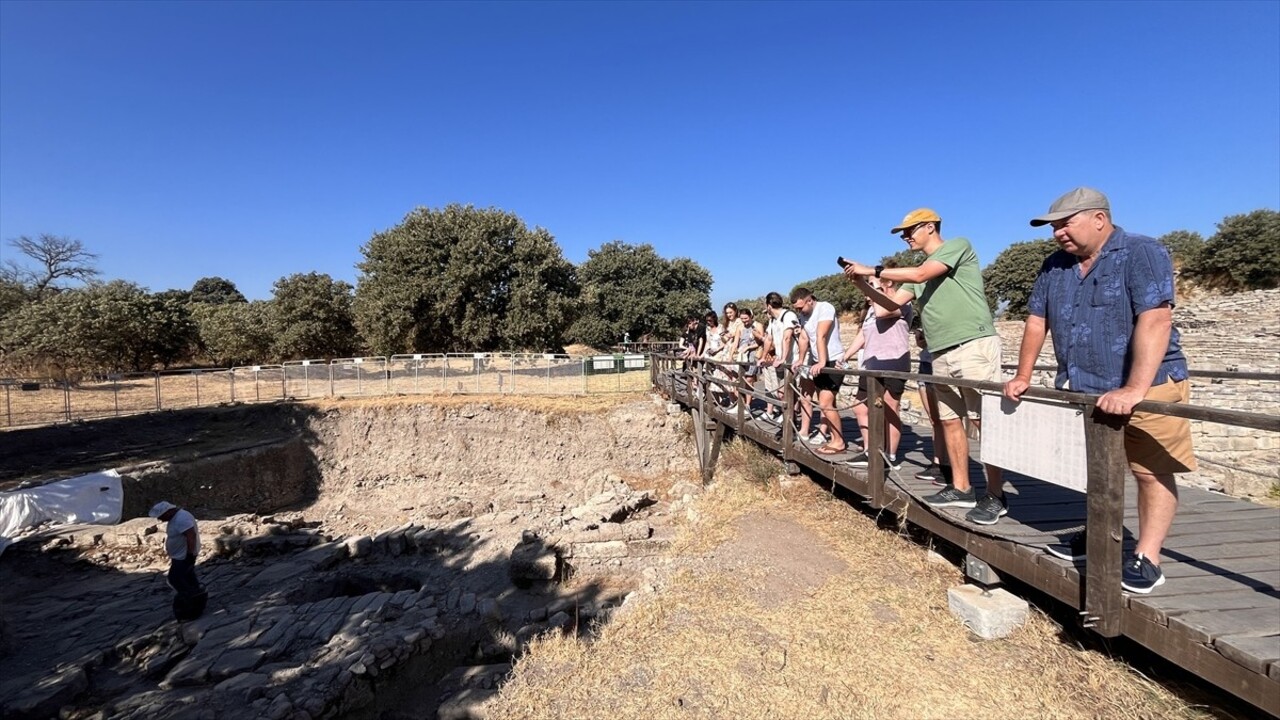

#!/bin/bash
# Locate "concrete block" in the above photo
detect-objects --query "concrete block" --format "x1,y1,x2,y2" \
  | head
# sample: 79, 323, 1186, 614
925, 549, 952, 566
946, 584, 1028, 640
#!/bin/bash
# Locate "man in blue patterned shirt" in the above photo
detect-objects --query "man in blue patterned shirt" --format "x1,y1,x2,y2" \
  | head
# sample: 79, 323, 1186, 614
1003, 187, 1195, 594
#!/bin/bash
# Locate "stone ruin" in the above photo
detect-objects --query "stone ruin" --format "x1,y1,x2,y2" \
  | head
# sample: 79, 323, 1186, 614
0, 399, 697, 720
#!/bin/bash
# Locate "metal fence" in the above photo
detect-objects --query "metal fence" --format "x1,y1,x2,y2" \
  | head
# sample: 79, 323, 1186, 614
1, 352, 653, 429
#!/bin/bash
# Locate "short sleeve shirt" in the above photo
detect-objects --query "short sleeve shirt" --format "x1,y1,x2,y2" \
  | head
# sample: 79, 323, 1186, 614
861, 303, 914, 371
1027, 227, 1187, 394
899, 238, 995, 352
800, 301, 844, 364
768, 310, 800, 364
165, 509, 200, 560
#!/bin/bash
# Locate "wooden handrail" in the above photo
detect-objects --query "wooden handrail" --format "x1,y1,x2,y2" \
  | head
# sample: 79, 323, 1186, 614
649, 350, 1278, 640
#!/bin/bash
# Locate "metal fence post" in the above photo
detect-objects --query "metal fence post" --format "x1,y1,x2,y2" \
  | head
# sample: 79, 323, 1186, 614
63, 381, 71, 422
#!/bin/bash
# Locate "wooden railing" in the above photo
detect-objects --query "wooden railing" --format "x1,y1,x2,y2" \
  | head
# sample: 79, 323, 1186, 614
650, 353, 1280, 637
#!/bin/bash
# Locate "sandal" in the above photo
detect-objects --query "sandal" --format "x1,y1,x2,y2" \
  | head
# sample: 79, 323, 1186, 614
814, 445, 847, 455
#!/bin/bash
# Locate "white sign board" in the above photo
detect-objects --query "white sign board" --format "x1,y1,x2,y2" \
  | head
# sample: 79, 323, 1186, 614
980, 394, 1088, 493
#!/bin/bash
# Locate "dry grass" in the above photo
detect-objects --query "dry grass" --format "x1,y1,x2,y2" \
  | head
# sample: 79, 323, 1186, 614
488, 468, 1219, 720
1, 365, 653, 429
305, 391, 652, 417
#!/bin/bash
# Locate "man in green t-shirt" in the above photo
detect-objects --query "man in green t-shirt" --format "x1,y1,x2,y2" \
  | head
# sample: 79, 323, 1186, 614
843, 208, 1007, 525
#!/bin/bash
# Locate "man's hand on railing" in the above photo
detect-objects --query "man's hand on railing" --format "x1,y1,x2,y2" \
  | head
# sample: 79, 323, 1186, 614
1097, 386, 1144, 416
1003, 376, 1032, 402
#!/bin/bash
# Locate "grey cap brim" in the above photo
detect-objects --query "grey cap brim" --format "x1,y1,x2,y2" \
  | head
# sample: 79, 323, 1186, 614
1029, 210, 1078, 227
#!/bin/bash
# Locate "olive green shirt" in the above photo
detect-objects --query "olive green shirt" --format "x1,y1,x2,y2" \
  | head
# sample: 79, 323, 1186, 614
899, 237, 995, 353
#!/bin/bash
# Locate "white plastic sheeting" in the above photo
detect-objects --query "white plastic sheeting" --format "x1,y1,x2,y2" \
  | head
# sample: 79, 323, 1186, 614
0, 470, 123, 556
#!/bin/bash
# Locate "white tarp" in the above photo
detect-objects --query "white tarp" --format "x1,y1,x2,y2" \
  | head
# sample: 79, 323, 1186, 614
0, 470, 123, 556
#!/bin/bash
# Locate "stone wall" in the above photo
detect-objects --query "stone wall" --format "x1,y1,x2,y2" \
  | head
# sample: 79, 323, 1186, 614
118, 438, 320, 520
992, 288, 1280, 497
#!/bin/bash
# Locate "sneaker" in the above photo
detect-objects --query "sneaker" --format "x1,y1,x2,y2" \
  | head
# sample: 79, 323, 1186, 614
1121, 553, 1166, 594
917, 462, 944, 483
966, 494, 1008, 525
845, 452, 902, 471
806, 430, 828, 445
1045, 531, 1087, 561
923, 484, 977, 509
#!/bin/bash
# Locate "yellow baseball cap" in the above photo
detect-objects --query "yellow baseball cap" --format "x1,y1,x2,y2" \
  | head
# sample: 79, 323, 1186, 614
890, 208, 941, 234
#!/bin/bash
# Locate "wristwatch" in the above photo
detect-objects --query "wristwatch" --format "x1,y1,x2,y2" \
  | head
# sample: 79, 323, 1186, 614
873, 265, 884, 278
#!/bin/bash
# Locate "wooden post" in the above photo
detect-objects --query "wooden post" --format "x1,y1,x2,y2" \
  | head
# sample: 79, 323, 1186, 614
867, 374, 887, 508
736, 364, 746, 429
1083, 405, 1127, 637
781, 367, 796, 462
705, 421, 725, 484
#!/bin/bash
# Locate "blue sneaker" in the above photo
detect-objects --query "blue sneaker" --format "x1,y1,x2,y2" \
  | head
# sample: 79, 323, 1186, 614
1121, 553, 1165, 594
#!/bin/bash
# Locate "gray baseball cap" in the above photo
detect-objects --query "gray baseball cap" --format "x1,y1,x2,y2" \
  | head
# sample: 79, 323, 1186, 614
1029, 187, 1110, 227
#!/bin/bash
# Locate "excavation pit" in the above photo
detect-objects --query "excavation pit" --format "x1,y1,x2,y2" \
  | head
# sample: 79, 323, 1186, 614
0, 397, 695, 720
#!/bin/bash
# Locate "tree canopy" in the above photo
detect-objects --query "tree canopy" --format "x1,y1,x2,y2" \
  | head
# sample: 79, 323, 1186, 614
190, 276, 247, 305
1158, 230, 1205, 271
271, 272, 359, 360
192, 301, 275, 367
568, 241, 711, 348
354, 204, 579, 354
0, 281, 198, 377
1183, 209, 1280, 291
982, 238, 1058, 319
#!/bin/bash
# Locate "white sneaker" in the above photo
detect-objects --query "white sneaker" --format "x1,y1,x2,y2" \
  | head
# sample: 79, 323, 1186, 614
806, 430, 828, 445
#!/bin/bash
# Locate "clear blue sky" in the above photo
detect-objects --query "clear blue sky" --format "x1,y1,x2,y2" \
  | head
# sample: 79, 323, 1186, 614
2, 1, 1277, 310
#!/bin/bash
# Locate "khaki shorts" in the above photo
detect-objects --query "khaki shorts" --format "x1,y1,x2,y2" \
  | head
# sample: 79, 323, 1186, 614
1127, 378, 1196, 475
931, 335, 1002, 422
761, 365, 783, 394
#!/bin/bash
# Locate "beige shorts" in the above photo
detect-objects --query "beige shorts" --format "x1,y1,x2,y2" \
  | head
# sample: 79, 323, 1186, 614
931, 335, 1002, 422
1127, 378, 1196, 475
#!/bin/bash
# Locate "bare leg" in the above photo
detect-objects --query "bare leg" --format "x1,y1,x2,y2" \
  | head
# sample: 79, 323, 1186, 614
941, 418, 970, 491
797, 378, 815, 436
853, 400, 869, 452
1133, 471, 1179, 564
884, 391, 902, 459
918, 385, 943, 463
819, 388, 844, 451
968, 418, 1004, 497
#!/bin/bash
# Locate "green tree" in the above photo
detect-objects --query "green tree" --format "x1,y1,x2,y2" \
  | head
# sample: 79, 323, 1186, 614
190, 276, 247, 305
354, 204, 579, 354
0, 277, 29, 321
0, 281, 197, 376
1158, 230, 1205, 271
1184, 209, 1280, 291
792, 274, 863, 314
982, 238, 1059, 319
271, 272, 360, 360
881, 248, 926, 268
569, 241, 711, 348
192, 301, 275, 366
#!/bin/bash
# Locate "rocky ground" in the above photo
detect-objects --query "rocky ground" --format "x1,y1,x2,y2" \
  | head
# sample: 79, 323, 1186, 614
0, 397, 701, 720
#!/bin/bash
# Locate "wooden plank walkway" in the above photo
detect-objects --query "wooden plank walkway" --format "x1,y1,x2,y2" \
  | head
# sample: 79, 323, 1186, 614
661, 371, 1280, 716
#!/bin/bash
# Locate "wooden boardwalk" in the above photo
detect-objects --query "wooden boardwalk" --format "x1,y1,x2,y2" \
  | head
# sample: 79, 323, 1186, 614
657, 366, 1280, 716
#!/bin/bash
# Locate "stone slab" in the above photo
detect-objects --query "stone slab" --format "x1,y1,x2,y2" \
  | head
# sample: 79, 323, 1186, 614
947, 584, 1029, 640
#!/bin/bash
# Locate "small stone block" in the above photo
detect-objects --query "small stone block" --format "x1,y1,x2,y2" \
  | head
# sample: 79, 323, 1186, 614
947, 584, 1028, 640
